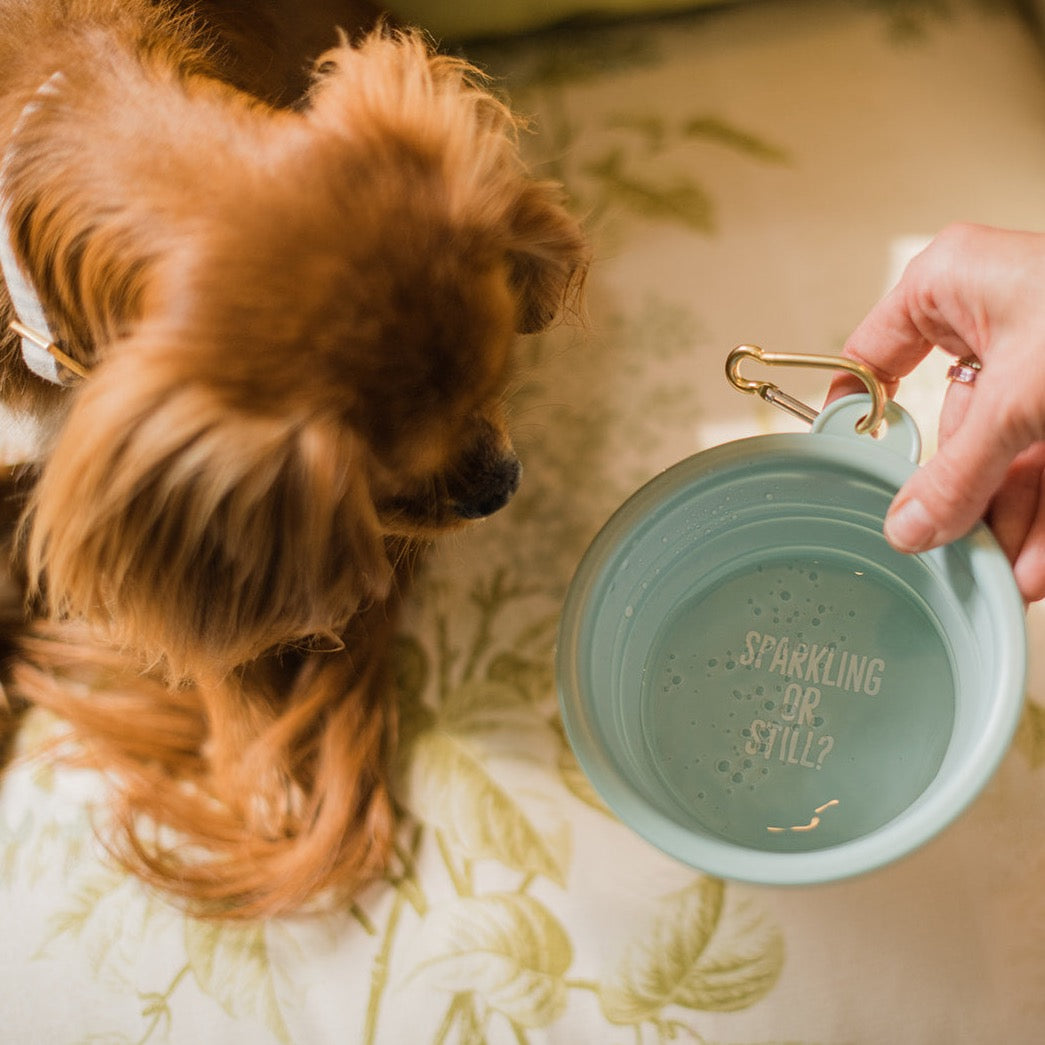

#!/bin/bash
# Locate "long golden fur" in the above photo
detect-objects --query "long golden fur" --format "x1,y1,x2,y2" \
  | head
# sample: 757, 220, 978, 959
0, 0, 586, 917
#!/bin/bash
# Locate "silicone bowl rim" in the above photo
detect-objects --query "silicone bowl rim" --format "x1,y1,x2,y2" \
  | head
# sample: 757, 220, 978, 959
556, 430, 1027, 885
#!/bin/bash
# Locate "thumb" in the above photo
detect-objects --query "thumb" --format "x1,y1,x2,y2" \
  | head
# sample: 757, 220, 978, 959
883, 395, 1021, 552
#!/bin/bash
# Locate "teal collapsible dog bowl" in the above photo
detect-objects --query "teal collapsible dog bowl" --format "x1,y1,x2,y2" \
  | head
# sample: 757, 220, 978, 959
556, 348, 1026, 885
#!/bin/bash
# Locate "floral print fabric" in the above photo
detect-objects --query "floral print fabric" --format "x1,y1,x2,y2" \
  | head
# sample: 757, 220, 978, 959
3, 2, 1045, 1042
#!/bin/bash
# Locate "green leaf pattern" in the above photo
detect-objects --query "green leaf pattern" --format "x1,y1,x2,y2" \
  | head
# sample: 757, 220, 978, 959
184, 921, 294, 1045
3, 3, 1039, 1044
401, 679, 571, 884
409, 893, 573, 1029
1016, 699, 1045, 770
599, 878, 784, 1023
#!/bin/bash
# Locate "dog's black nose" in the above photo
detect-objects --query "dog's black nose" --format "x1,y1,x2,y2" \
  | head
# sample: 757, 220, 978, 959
452, 455, 522, 520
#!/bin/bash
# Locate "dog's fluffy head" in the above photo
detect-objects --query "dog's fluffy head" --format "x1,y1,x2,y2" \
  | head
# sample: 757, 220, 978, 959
23, 30, 587, 675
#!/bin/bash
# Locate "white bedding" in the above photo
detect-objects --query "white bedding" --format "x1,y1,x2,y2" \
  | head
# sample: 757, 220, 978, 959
3, 2, 1045, 1042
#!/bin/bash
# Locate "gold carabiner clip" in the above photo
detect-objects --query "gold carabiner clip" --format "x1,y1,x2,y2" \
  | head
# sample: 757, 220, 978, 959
725, 344, 886, 436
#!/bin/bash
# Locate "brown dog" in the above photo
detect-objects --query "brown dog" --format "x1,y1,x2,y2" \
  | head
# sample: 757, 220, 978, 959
0, 0, 586, 917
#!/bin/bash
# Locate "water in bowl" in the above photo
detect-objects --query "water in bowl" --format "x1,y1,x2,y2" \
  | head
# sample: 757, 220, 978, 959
640, 553, 955, 851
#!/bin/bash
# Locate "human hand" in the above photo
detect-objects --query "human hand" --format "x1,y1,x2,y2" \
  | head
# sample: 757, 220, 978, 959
836, 222, 1045, 603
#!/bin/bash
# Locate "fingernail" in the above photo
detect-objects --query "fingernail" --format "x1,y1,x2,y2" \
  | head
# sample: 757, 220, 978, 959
884, 498, 936, 552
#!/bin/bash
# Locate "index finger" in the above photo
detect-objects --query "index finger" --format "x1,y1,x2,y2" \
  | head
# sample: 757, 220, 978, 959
841, 279, 938, 392
824, 281, 933, 405
839, 223, 1014, 392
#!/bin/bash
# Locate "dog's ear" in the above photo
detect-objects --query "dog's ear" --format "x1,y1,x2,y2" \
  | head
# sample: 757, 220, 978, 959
302, 29, 587, 335
507, 180, 589, 334
25, 339, 391, 677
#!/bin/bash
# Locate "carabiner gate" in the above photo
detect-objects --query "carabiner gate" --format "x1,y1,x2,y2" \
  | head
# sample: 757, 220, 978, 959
725, 344, 886, 436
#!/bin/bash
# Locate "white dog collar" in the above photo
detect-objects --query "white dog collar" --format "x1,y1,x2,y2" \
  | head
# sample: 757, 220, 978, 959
0, 73, 87, 386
